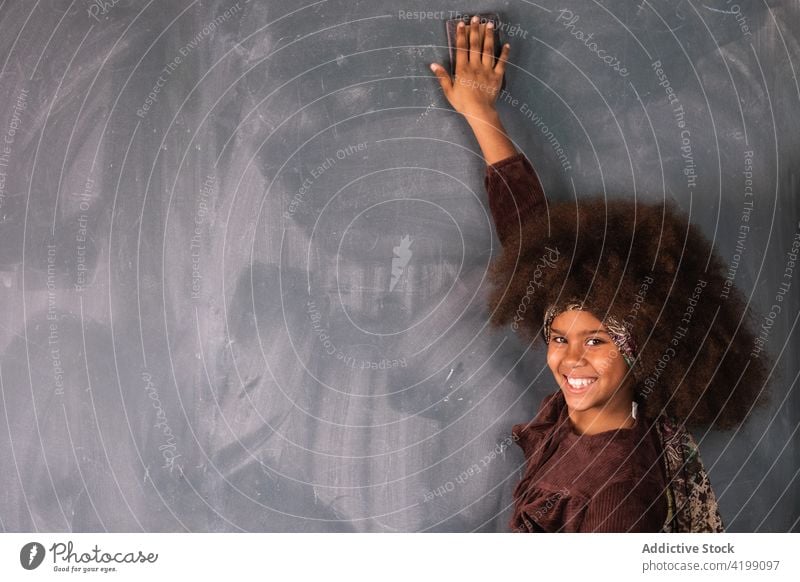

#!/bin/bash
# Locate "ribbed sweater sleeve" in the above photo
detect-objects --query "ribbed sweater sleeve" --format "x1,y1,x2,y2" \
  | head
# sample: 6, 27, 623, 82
483, 152, 547, 247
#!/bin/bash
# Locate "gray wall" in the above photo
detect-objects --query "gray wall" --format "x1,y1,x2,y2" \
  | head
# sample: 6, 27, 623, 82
0, 0, 797, 532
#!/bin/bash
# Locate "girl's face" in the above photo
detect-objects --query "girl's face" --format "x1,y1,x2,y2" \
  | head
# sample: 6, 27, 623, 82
546, 309, 634, 432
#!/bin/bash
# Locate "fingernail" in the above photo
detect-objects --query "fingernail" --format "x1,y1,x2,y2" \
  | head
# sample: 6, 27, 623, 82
458, 21, 465, 28
487, 21, 494, 28
471, 15, 479, 23
429, 63, 437, 72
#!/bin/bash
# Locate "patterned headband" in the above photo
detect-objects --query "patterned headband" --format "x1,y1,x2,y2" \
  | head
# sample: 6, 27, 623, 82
542, 301, 638, 368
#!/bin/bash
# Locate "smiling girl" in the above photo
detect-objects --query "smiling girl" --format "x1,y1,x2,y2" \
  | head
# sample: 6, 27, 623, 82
430, 17, 771, 532
548, 310, 637, 436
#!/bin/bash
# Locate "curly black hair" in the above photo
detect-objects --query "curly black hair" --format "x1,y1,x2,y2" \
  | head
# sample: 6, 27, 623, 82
485, 196, 772, 430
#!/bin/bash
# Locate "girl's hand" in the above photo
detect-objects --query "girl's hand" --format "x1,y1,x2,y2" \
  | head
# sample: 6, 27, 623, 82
430, 16, 510, 122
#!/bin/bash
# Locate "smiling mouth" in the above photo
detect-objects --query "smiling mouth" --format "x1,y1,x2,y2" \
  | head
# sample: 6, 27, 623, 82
563, 375, 598, 391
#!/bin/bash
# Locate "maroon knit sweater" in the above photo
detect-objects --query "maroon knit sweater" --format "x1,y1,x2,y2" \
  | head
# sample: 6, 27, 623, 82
484, 153, 669, 532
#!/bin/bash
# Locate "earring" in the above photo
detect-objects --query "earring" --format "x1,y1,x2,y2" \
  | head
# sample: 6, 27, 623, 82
631, 401, 638, 420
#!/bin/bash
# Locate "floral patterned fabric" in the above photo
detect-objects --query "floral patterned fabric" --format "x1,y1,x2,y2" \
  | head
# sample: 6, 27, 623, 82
656, 415, 724, 532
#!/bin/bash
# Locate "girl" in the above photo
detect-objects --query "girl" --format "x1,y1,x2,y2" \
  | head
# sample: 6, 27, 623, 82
430, 17, 771, 532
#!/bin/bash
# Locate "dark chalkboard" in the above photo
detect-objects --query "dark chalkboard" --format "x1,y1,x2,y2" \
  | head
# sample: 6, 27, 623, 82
0, 0, 797, 532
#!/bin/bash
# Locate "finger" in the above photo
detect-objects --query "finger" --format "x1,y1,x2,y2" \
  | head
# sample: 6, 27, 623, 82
429, 63, 452, 98
455, 20, 467, 71
482, 21, 495, 67
469, 15, 481, 62
494, 42, 510, 77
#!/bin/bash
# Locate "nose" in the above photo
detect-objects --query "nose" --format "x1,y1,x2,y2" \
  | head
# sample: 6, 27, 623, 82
563, 341, 588, 368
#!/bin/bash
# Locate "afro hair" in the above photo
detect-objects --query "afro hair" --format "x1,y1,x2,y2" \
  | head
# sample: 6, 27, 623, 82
486, 196, 772, 431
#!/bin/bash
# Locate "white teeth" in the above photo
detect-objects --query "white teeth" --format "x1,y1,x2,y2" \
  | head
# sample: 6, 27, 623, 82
566, 377, 597, 389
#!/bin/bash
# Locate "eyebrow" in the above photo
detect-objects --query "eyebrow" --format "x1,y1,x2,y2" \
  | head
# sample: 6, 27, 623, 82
549, 328, 610, 336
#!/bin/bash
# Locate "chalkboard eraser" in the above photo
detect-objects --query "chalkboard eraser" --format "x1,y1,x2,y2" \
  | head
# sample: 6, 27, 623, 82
446, 13, 506, 91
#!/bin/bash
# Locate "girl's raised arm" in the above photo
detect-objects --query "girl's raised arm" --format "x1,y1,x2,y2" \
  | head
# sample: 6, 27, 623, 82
430, 17, 546, 246
430, 15, 516, 164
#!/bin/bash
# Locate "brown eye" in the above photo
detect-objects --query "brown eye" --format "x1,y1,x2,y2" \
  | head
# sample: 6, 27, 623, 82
586, 338, 604, 346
